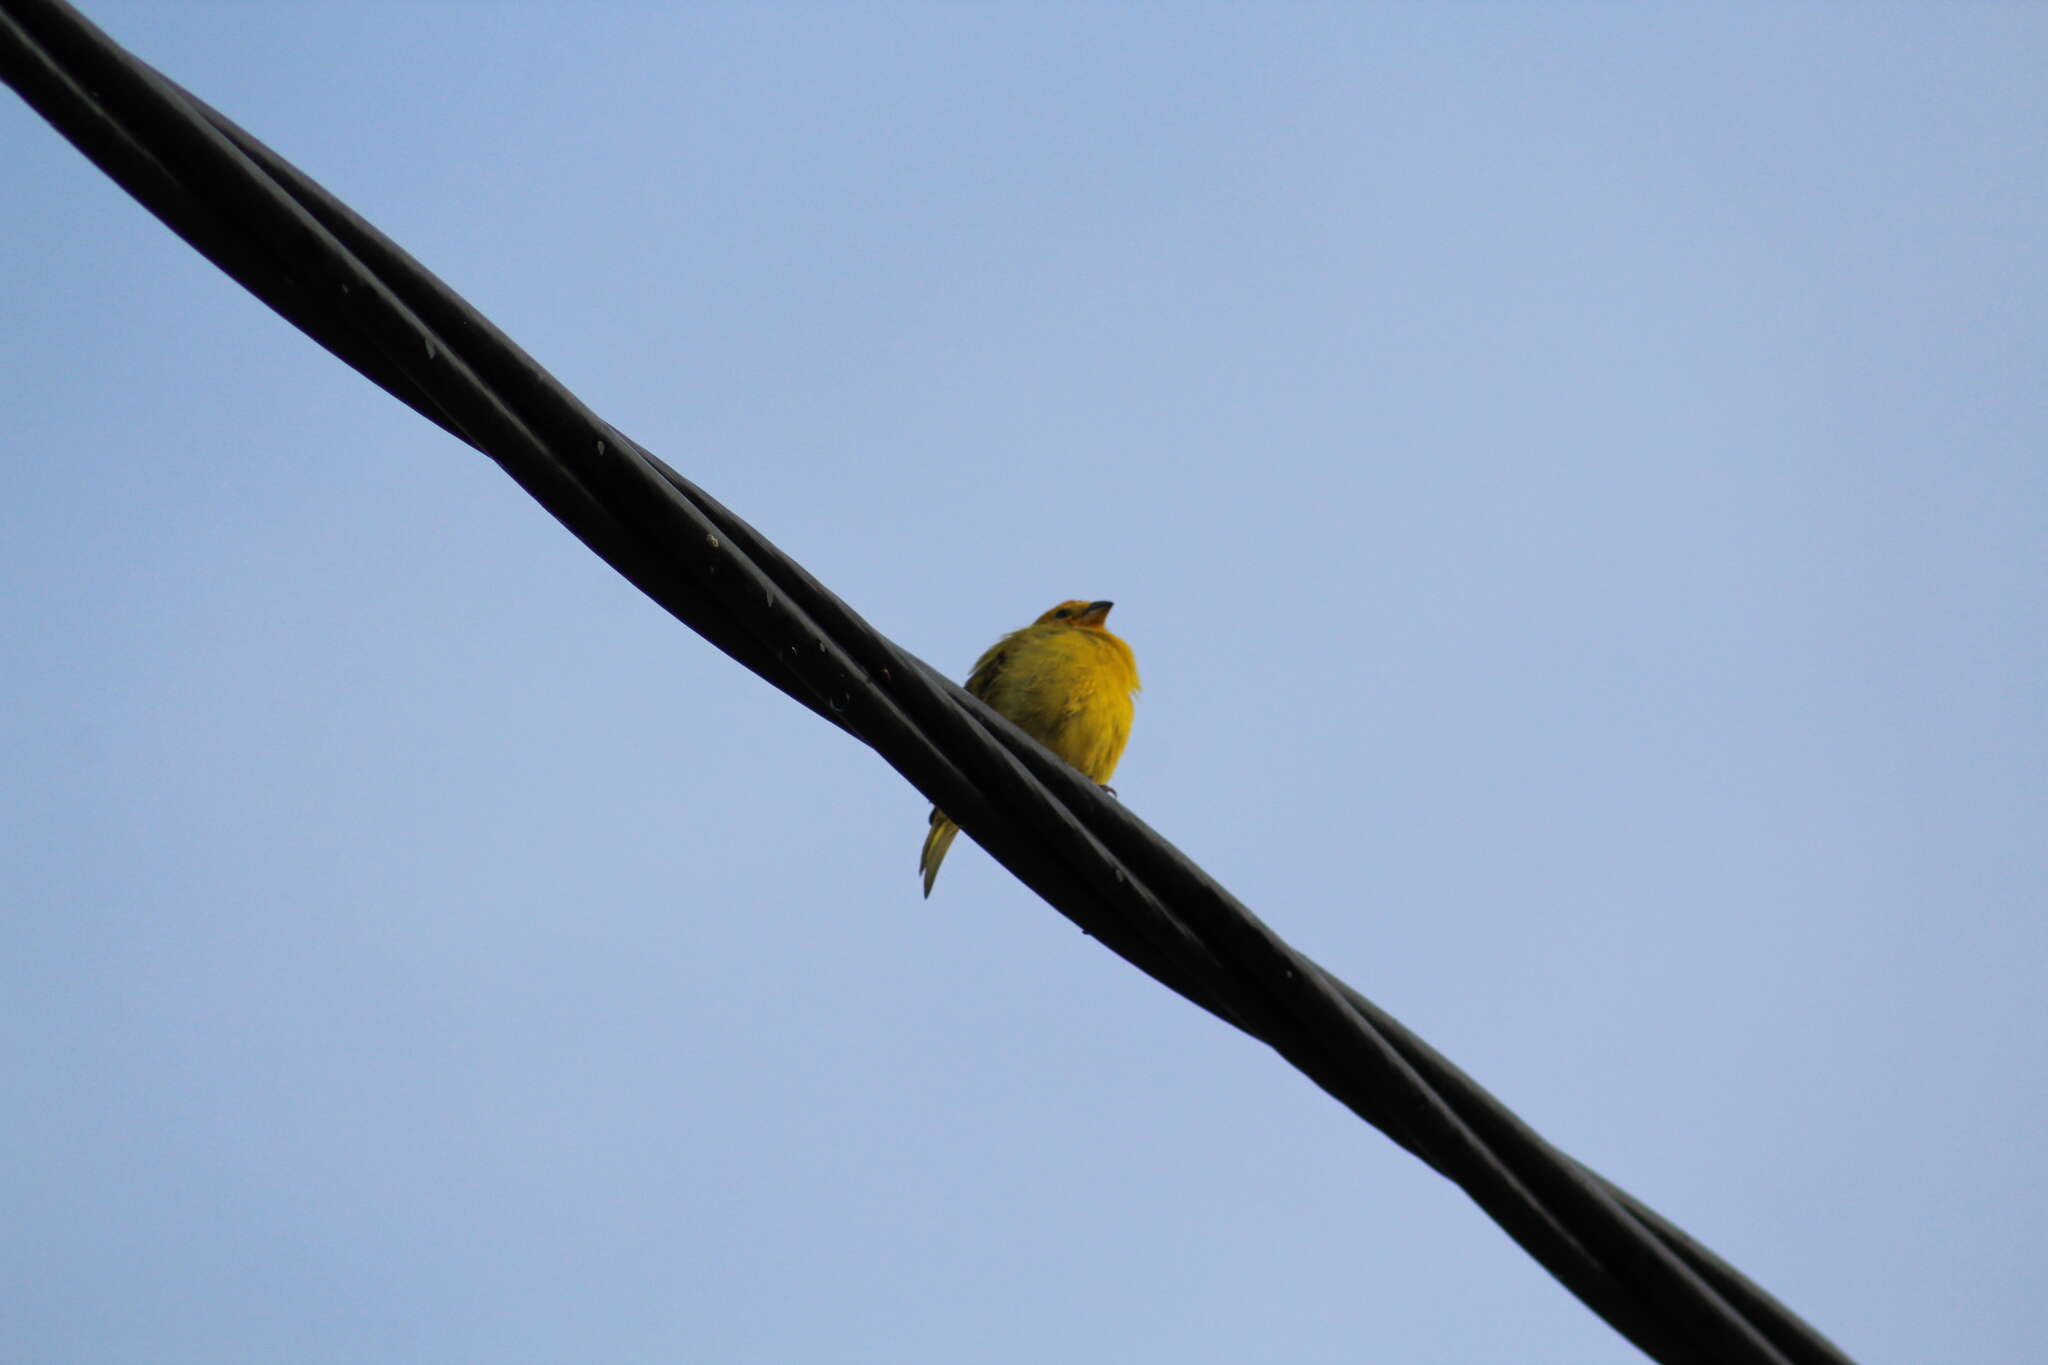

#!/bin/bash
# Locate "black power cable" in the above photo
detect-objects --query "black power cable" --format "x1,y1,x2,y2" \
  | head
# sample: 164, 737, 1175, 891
0, 3, 1856, 1361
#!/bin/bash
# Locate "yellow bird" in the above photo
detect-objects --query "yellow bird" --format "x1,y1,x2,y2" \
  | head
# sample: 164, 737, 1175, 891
920, 599, 1141, 896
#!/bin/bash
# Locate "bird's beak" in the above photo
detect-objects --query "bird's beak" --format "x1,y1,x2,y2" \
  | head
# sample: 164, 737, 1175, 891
1078, 600, 1114, 625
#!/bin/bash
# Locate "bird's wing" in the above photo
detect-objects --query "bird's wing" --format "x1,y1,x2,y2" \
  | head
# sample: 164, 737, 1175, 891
962, 634, 1016, 703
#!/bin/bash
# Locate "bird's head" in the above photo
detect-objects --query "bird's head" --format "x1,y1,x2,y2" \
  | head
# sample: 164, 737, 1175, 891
1036, 599, 1115, 629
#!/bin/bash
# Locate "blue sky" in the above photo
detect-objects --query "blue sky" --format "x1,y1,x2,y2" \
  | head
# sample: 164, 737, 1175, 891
4, 5, 2043, 1362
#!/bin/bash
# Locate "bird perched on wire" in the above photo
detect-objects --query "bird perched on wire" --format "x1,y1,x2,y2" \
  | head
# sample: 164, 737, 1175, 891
920, 599, 1141, 896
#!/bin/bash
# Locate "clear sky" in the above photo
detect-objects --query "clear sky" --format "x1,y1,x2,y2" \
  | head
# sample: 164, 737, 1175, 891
4, 5, 2043, 1363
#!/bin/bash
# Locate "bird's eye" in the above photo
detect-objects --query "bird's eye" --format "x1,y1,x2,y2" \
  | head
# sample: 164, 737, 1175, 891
1053, 609, 1070, 618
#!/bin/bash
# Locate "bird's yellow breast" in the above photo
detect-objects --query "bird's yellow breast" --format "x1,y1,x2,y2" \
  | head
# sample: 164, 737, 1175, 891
972, 623, 1140, 784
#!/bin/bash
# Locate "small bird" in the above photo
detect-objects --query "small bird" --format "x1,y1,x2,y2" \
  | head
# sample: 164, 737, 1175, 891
920, 599, 1141, 896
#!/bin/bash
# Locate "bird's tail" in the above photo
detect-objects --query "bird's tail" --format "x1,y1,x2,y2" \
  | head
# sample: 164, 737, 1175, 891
919, 810, 961, 898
